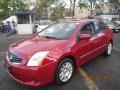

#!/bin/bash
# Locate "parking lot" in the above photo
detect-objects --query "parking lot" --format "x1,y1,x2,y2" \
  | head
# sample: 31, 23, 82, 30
0, 32, 120, 90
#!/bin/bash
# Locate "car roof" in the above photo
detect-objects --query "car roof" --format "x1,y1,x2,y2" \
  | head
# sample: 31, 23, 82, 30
64, 19, 98, 23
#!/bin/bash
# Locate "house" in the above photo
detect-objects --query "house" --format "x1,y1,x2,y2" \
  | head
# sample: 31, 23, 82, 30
95, 2, 111, 15
74, 6, 90, 19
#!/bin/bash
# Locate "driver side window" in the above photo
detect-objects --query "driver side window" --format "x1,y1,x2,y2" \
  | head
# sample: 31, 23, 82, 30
80, 23, 94, 35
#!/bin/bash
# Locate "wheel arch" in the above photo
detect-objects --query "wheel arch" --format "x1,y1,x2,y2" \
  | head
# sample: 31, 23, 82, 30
54, 55, 77, 84
109, 39, 113, 46
57, 55, 77, 70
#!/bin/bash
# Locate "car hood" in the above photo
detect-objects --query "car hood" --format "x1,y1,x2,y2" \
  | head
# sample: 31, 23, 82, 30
9, 36, 66, 58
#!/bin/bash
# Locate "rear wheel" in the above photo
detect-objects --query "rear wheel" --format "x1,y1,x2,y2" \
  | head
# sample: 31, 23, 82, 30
104, 42, 112, 56
55, 58, 74, 84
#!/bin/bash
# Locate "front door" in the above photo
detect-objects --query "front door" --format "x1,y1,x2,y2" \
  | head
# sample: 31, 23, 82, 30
77, 22, 99, 64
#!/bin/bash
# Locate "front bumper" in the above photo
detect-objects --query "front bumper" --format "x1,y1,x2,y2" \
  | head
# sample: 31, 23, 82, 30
4, 59, 56, 87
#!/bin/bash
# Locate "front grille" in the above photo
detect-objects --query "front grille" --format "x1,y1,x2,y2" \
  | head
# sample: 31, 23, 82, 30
7, 52, 22, 63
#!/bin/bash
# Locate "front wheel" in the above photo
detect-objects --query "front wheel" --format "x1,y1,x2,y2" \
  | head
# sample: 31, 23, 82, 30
104, 42, 112, 56
55, 58, 74, 84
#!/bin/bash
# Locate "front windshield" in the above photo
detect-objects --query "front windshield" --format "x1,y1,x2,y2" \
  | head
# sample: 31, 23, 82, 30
38, 22, 80, 39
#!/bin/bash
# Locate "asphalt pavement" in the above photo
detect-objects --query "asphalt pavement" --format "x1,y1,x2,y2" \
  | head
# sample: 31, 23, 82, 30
0, 32, 120, 90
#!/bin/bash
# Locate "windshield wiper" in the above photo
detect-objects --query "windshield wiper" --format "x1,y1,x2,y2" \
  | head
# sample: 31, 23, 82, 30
41, 36, 59, 39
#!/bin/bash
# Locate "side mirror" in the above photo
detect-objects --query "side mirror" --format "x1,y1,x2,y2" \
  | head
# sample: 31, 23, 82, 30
79, 34, 91, 40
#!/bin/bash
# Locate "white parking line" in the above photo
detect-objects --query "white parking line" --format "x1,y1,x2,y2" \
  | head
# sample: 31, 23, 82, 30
79, 68, 99, 90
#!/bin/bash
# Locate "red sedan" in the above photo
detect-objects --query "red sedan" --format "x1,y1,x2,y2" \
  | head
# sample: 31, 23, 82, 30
4, 19, 113, 87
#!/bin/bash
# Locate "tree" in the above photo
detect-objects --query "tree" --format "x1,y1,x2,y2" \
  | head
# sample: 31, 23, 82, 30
78, 0, 97, 16
70, 0, 72, 16
0, 0, 29, 20
88, 0, 97, 16
95, 4, 103, 15
108, 0, 120, 14
10, 0, 29, 12
72, 0, 76, 17
34, 0, 55, 18
0, 0, 9, 20
78, 0, 89, 10
109, 0, 120, 18
50, 2, 65, 21
69, 0, 77, 17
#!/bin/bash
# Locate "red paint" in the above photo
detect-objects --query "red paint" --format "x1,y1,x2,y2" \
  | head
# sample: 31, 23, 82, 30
4, 19, 113, 87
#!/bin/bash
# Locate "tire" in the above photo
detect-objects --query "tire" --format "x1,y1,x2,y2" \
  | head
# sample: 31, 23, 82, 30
55, 58, 74, 85
104, 42, 112, 56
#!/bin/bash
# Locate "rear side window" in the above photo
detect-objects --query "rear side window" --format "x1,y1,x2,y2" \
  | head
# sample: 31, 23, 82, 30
93, 21, 106, 34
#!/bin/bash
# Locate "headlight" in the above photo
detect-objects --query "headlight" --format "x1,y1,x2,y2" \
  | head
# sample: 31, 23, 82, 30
27, 51, 49, 66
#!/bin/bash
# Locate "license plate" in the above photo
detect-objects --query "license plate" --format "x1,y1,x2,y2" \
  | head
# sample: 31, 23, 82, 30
4, 64, 11, 72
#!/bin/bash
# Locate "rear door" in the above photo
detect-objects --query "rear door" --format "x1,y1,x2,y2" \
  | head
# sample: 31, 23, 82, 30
92, 21, 108, 54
